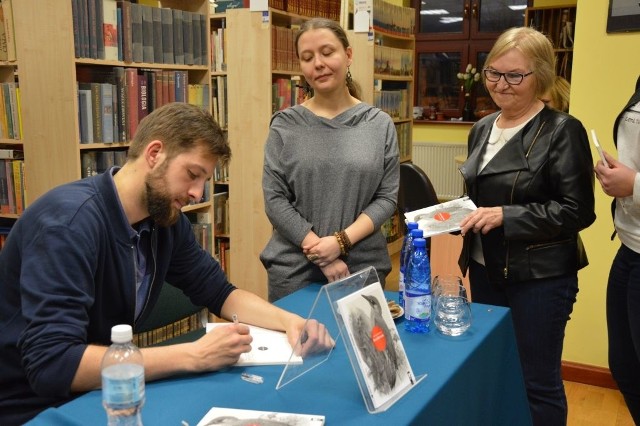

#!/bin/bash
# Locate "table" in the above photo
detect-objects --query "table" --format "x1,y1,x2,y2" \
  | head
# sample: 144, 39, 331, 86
28, 285, 531, 425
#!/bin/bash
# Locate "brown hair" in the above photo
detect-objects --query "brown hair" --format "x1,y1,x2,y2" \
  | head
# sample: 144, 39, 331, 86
127, 102, 231, 166
295, 18, 361, 100
484, 27, 556, 98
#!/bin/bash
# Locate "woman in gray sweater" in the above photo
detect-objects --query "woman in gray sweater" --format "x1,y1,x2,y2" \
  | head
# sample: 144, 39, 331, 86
261, 18, 400, 301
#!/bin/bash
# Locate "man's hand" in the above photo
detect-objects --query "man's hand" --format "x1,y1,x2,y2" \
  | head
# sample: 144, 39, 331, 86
189, 323, 252, 371
285, 318, 335, 358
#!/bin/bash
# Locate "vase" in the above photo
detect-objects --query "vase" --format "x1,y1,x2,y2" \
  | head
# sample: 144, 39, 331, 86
463, 94, 474, 121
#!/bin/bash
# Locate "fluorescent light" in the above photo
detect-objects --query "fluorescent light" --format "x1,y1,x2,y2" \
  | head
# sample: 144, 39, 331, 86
420, 9, 449, 15
440, 17, 463, 24
508, 5, 527, 11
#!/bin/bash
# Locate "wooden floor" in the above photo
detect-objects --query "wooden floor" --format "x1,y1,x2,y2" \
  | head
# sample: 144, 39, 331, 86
388, 236, 635, 425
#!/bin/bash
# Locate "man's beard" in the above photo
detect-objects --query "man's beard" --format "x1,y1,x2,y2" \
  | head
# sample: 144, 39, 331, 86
144, 164, 182, 227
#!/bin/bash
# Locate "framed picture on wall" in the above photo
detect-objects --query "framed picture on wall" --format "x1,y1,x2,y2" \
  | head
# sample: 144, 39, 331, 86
607, 0, 640, 33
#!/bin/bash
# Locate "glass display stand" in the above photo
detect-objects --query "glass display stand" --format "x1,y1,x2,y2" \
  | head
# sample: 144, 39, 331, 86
276, 266, 426, 414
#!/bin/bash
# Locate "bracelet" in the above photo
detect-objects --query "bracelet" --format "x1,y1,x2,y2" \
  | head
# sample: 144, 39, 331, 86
334, 230, 352, 257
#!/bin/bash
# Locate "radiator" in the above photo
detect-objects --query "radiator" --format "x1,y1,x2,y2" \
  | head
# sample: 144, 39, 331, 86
412, 142, 467, 200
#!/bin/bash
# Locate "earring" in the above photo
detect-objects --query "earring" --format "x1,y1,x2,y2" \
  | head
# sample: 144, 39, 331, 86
346, 68, 353, 85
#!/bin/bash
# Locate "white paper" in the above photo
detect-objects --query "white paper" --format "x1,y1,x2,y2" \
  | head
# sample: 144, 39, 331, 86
249, 0, 268, 11
196, 407, 325, 426
206, 323, 302, 366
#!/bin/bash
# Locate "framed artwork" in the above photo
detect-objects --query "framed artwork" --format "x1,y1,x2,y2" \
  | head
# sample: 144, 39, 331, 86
607, 0, 640, 33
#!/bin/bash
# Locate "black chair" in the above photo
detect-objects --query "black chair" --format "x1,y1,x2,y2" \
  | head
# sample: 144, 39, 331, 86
398, 162, 440, 215
133, 283, 208, 347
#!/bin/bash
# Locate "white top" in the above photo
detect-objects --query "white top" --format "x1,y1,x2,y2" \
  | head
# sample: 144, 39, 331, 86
615, 101, 640, 253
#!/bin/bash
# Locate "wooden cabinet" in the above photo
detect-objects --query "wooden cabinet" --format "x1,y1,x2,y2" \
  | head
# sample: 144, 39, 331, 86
4, 0, 215, 248
525, 5, 576, 81
412, 0, 530, 120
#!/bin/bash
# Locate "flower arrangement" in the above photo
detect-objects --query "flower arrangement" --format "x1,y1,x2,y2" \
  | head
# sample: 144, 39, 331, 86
457, 64, 481, 95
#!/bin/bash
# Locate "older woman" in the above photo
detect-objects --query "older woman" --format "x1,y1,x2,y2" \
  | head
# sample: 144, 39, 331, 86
458, 27, 595, 425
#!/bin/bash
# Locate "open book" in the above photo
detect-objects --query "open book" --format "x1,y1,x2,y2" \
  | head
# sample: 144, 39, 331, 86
404, 196, 477, 238
196, 407, 325, 426
206, 323, 302, 366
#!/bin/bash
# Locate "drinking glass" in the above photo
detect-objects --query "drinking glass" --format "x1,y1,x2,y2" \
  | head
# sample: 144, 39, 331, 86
432, 274, 466, 313
433, 295, 472, 337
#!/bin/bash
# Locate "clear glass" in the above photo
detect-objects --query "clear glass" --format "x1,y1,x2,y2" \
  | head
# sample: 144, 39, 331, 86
431, 274, 465, 314
433, 295, 472, 337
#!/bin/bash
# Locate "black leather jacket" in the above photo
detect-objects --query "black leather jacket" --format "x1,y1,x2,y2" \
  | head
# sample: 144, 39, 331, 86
458, 106, 596, 284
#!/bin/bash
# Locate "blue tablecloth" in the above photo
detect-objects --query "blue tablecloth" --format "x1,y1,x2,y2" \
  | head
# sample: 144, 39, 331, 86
28, 285, 531, 425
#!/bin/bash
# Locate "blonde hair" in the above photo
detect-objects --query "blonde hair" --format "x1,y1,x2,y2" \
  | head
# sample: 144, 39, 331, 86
484, 27, 556, 98
543, 75, 571, 112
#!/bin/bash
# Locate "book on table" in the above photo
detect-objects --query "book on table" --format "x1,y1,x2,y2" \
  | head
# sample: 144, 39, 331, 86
196, 407, 325, 426
206, 323, 302, 366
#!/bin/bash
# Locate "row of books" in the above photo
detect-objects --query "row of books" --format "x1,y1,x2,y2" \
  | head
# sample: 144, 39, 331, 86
372, 0, 415, 36
212, 75, 227, 129
213, 163, 229, 183
374, 89, 410, 120
210, 22, 226, 72
0, 0, 16, 62
0, 158, 24, 215
215, 238, 230, 274
374, 46, 414, 77
396, 122, 411, 159
72, 0, 208, 66
272, 77, 305, 113
272, 25, 301, 73
81, 149, 127, 178
213, 192, 229, 236
0, 82, 20, 140
285, 0, 340, 21
77, 67, 209, 143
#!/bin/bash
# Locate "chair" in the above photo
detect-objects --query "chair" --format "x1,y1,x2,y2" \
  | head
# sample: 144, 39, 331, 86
133, 283, 208, 347
398, 162, 440, 215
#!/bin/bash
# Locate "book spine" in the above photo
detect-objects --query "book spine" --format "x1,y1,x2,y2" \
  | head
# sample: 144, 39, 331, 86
102, 0, 118, 61
12, 159, 22, 214
192, 13, 202, 66
101, 83, 114, 143
125, 68, 138, 139
182, 11, 193, 65
161, 8, 174, 65
0, 160, 8, 213
1, 0, 15, 61
141, 4, 154, 63
152, 6, 163, 64
172, 9, 184, 65
130, 3, 143, 62
116, 1, 132, 63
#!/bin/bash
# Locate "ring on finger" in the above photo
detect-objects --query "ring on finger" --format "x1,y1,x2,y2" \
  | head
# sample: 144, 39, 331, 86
307, 254, 319, 262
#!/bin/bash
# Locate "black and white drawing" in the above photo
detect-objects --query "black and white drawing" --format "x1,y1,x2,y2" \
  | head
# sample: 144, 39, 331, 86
336, 283, 416, 409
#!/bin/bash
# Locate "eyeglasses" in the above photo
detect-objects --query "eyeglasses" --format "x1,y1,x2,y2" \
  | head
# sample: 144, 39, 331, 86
483, 69, 534, 85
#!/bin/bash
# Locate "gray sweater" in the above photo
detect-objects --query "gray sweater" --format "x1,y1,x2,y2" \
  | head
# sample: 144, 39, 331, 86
261, 103, 400, 301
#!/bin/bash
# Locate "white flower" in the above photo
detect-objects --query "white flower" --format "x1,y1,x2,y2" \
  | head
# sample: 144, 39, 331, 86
466, 63, 472, 72
457, 73, 463, 79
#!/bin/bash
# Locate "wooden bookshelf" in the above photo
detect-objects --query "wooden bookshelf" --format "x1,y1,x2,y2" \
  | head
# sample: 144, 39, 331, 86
525, 5, 576, 82
348, 1, 416, 255
8, 0, 215, 249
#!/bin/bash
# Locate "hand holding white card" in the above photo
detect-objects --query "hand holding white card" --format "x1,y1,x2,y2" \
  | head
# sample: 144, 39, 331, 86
591, 129, 609, 168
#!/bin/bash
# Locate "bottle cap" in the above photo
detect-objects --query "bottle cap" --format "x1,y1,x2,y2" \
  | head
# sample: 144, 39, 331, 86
111, 324, 133, 343
413, 238, 426, 248
411, 229, 424, 238
407, 222, 418, 230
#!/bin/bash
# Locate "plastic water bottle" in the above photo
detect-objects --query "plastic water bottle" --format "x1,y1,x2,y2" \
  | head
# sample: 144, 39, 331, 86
400, 228, 424, 309
102, 324, 145, 426
404, 238, 431, 333
398, 222, 418, 308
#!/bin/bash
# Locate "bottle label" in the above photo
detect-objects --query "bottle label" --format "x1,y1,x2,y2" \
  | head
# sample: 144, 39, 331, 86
102, 363, 145, 405
404, 292, 431, 321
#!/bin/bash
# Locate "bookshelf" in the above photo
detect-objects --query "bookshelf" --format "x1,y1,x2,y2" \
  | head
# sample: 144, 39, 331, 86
525, 5, 576, 82
348, 0, 416, 254
4, 0, 215, 249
